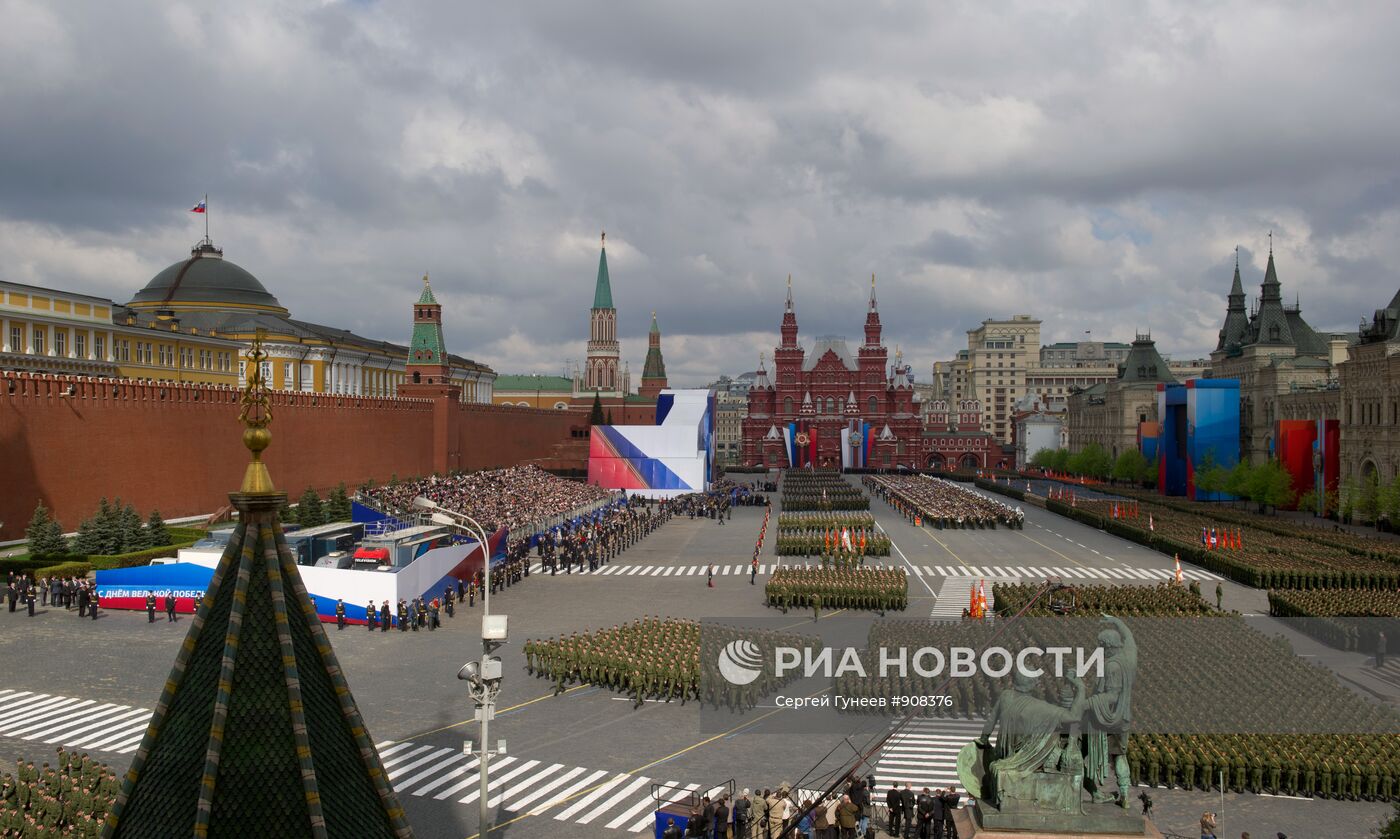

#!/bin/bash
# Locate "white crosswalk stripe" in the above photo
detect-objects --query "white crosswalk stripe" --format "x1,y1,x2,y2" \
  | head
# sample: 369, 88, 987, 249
0, 691, 157, 754
358, 737, 761, 832
874, 717, 985, 793
554, 772, 631, 821
575, 775, 652, 825
464, 758, 538, 805
519, 562, 1195, 583
509, 765, 590, 812
930, 577, 984, 620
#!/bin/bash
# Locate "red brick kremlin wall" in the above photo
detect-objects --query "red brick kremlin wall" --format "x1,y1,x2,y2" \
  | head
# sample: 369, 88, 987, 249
0, 372, 586, 540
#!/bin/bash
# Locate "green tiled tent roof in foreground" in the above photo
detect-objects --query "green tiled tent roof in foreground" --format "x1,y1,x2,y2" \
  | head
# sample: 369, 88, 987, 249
105, 491, 413, 839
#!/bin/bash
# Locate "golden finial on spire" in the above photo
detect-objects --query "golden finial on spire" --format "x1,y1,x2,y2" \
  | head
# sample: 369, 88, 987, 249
237, 328, 276, 494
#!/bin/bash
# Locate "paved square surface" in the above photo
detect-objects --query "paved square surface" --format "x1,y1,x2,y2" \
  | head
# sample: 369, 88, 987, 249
1, 488, 1393, 838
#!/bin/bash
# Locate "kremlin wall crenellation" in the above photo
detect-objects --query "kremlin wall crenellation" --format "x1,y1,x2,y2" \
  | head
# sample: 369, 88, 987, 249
0, 368, 586, 539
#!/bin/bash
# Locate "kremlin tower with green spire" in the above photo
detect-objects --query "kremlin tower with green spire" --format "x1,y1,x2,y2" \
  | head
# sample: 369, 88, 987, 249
638, 311, 669, 400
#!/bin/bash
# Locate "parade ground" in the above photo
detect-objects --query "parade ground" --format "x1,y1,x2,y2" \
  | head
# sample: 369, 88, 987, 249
1, 485, 1395, 839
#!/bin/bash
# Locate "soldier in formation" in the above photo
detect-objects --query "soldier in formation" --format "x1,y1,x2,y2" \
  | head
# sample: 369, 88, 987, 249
991, 581, 1213, 617
866, 474, 1024, 529
0, 748, 120, 838
765, 567, 908, 613
1128, 731, 1397, 801
525, 617, 810, 710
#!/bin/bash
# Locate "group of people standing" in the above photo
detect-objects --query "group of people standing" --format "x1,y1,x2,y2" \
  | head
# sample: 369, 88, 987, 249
5, 573, 98, 620
361, 586, 459, 632
534, 501, 670, 575
883, 783, 961, 839
661, 775, 955, 839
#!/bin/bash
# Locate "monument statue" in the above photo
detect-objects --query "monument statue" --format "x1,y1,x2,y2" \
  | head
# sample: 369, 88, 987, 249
1085, 615, 1137, 807
956, 615, 1147, 835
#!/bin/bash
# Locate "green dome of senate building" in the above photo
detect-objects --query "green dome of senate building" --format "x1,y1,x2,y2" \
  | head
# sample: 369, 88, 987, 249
127, 241, 288, 315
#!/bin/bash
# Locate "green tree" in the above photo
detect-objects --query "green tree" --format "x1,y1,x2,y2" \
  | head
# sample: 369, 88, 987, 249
1385, 474, 1400, 526
1262, 462, 1297, 511
297, 487, 326, 527
91, 497, 120, 555
145, 509, 171, 548
1072, 444, 1112, 479
1224, 461, 1254, 505
25, 503, 68, 558
1193, 451, 1229, 498
1358, 470, 1383, 525
325, 483, 352, 522
72, 516, 102, 555
1340, 476, 1359, 522
118, 503, 145, 552
1246, 461, 1295, 513
588, 392, 605, 426
1112, 450, 1149, 484
1323, 486, 1340, 518
1296, 488, 1319, 517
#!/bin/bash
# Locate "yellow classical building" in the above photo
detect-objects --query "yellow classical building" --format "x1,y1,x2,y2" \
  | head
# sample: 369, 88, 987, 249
2, 238, 495, 400
1, 280, 241, 384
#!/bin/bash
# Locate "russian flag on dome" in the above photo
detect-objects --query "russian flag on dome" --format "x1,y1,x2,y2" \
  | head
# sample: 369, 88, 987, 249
190, 199, 206, 213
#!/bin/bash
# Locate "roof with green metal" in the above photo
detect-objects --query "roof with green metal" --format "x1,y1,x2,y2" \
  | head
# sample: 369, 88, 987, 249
1248, 253, 1294, 347
494, 374, 574, 392
107, 497, 412, 839
417, 280, 438, 305
593, 247, 613, 309
1117, 336, 1177, 383
129, 244, 286, 314
407, 319, 446, 366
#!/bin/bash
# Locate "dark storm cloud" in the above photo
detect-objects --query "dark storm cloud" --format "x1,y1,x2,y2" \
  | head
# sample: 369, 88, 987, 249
1, 0, 1398, 384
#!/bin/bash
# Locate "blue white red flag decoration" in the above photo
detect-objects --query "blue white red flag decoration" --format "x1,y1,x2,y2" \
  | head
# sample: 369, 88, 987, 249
190, 199, 207, 213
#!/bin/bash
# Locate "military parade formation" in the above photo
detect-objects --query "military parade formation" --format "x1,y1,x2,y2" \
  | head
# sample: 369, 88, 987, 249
779, 470, 871, 512
774, 510, 892, 557
866, 474, 1024, 529
992, 581, 1216, 617
1128, 731, 1400, 801
523, 617, 813, 708
8, 461, 1400, 838
1, 749, 118, 838
765, 567, 909, 613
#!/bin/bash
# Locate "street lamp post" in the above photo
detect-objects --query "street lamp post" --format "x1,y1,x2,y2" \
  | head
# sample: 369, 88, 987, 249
413, 496, 503, 836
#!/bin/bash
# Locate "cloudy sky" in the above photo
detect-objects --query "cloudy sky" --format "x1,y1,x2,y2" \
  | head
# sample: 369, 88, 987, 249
3, 1, 1398, 385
